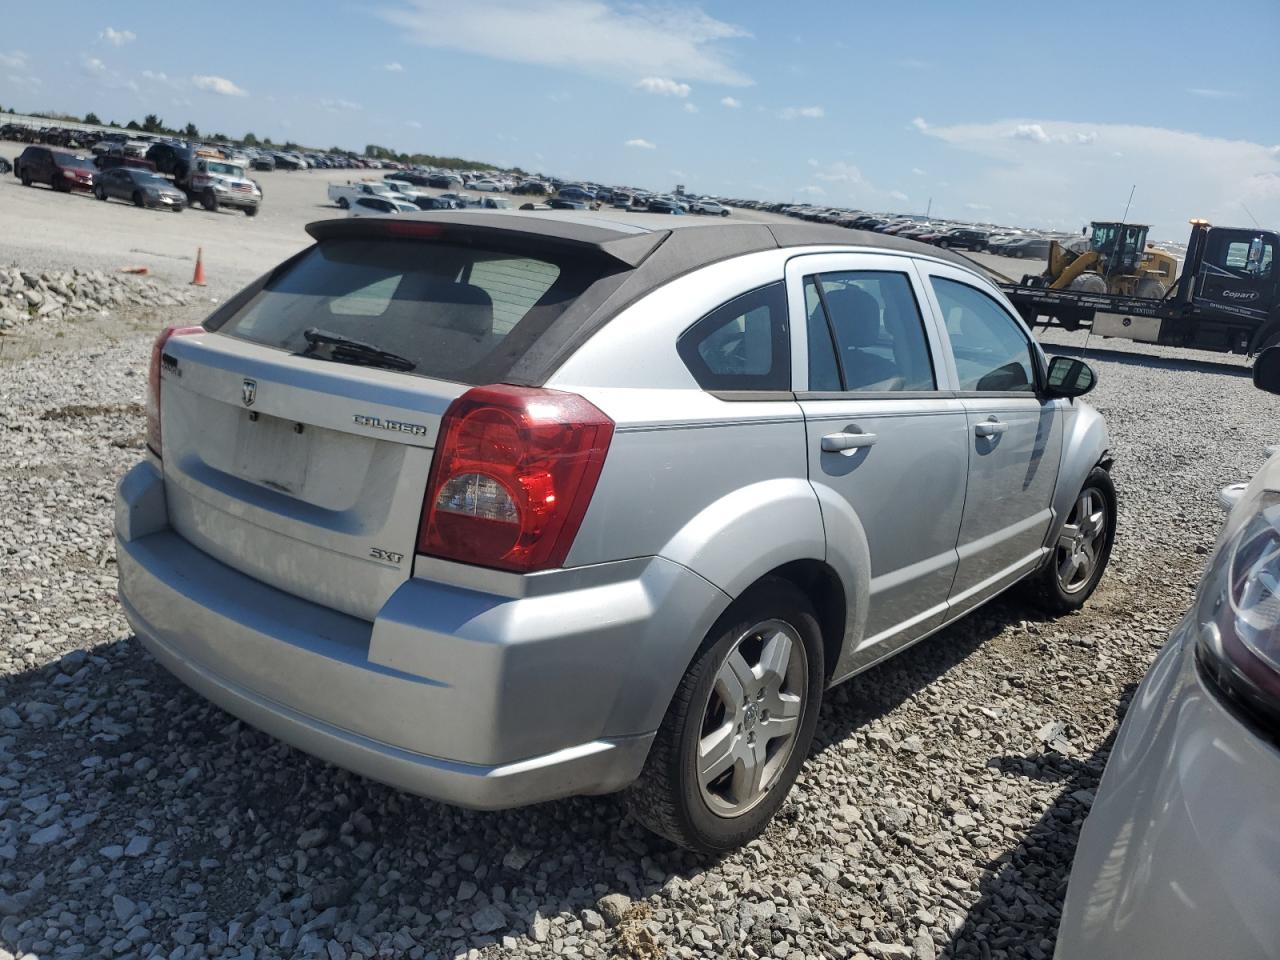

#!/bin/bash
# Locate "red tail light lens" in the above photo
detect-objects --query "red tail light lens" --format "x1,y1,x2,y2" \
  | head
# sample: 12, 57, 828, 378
145, 325, 203, 457
419, 385, 614, 572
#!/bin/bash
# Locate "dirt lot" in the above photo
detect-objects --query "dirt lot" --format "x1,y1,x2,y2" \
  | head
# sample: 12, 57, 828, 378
3, 142, 1278, 960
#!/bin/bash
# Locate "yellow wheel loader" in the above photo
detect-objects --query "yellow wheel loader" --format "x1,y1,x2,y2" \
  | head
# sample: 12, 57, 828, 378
1034, 221, 1178, 299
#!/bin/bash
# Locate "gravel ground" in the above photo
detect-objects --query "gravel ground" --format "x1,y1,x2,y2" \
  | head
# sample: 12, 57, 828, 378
2, 295, 1279, 960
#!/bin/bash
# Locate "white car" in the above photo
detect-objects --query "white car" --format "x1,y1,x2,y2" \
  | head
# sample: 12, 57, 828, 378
469, 178, 502, 192
691, 199, 730, 217
1055, 347, 1280, 959
346, 195, 418, 217
328, 181, 396, 210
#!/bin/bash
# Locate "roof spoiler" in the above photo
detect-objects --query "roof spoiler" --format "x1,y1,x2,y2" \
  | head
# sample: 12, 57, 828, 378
305, 213, 670, 269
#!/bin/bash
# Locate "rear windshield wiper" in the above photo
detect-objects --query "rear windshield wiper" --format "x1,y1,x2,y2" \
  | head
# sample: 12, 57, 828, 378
296, 328, 416, 372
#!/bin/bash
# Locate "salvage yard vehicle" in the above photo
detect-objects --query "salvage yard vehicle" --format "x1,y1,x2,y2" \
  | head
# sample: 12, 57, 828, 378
94, 168, 186, 211
183, 154, 261, 216
1055, 346, 1280, 960
14, 146, 96, 192
328, 180, 397, 210
115, 214, 1115, 853
346, 195, 419, 217
1003, 219, 1280, 353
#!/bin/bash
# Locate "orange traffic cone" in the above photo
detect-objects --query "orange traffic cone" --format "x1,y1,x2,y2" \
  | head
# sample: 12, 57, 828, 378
190, 247, 206, 286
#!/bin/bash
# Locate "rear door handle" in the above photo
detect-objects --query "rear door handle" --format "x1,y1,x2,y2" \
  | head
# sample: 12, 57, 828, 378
821, 431, 878, 454
974, 418, 1008, 438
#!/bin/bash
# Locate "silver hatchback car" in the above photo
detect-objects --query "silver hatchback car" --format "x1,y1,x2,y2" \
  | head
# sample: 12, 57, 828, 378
116, 212, 1115, 853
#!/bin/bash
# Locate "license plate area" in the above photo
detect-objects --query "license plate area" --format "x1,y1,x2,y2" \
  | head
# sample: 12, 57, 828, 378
233, 411, 310, 495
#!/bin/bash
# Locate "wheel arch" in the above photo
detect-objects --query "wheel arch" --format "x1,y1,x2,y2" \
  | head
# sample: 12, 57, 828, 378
1043, 401, 1112, 556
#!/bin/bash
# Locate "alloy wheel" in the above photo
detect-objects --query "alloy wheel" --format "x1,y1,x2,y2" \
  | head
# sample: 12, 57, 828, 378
696, 619, 807, 817
1056, 488, 1108, 593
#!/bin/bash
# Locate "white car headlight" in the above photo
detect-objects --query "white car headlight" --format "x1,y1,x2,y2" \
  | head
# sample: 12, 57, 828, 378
1196, 488, 1280, 729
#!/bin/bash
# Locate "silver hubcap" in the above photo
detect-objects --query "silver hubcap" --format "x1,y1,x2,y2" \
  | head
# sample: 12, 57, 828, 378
1056, 488, 1107, 593
696, 619, 806, 818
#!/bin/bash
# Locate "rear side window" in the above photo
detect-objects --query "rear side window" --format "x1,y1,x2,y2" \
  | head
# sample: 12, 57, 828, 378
677, 282, 790, 391
211, 239, 612, 385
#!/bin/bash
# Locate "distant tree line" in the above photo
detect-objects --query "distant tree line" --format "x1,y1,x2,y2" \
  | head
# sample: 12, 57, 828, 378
1, 104, 511, 172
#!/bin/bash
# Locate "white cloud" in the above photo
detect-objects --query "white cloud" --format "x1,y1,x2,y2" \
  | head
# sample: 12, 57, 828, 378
100, 27, 136, 46
720, 95, 741, 108
141, 69, 168, 82
192, 74, 248, 97
897, 57, 930, 70
965, 202, 991, 211
80, 56, 137, 91
379, 0, 752, 85
1011, 122, 1051, 143
625, 137, 656, 149
918, 117, 1280, 238
683, 102, 698, 113
405, 120, 423, 128
797, 185, 825, 195
911, 116, 929, 132
779, 105, 824, 120
384, 61, 405, 72
321, 98, 362, 111
890, 190, 909, 202
0, 50, 29, 69
813, 161, 865, 184
1188, 87, 1237, 98
636, 76, 690, 97
911, 167, 926, 176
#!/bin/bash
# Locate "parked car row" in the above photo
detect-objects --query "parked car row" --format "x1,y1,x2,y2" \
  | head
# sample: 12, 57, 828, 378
8, 142, 262, 216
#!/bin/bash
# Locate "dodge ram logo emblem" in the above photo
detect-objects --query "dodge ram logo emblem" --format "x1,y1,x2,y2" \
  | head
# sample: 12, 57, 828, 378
242, 378, 257, 407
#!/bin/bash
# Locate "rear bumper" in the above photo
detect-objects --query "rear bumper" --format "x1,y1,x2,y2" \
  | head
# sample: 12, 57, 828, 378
115, 461, 726, 809
1055, 621, 1280, 958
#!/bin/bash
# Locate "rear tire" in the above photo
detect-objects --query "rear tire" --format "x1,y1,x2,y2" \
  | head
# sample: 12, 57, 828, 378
1026, 467, 1116, 614
132, 191, 145, 208
337, 197, 349, 210
624, 578, 824, 854
244, 206, 258, 217
1135, 278, 1166, 300
94, 186, 107, 201
20, 170, 32, 187
201, 189, 218, 212
938, 239, 949, 249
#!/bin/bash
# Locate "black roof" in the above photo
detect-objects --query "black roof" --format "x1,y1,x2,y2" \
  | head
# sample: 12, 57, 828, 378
304, 210, 992, 386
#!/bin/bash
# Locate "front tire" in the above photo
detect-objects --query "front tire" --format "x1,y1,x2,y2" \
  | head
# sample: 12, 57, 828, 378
1027, 467, 1116, 613
625, 578, 824, 854
95, 186, 107, 201
132, 191, 145, 208
201, 189, 218, 212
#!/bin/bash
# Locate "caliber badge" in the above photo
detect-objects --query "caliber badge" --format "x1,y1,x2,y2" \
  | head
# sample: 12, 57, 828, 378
242, 378, 257, 407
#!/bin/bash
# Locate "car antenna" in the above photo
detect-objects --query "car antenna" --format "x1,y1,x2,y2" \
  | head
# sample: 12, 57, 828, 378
1240, 201, 1261, 229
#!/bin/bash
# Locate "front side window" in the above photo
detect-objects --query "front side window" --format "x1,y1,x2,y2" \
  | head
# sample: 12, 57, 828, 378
931, 277, 1037, 392
678, 282, 790, 391
805, 271, 936, 392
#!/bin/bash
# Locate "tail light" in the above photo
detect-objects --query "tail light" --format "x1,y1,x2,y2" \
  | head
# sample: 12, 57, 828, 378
145, 325, 203, 457
418, 385, 614, 573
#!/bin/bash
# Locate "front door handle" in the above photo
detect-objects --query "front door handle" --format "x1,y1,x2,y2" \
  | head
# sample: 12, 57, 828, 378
974, 418, 1008, 438
821, 431, 878, 454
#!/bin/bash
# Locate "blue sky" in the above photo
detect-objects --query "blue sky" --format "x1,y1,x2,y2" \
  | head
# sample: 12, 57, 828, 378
2, 0, 1278, 238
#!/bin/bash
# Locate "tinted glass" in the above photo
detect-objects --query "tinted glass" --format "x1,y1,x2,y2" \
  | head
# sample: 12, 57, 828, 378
809, 271, 935, 391
212, 239, 610, 385
678, 282, 790, 391
931, 277, 1036, 392
804, 277, 842, 391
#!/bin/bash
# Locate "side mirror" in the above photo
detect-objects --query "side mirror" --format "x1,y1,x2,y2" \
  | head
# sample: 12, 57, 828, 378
1254, 346, 1280, 395
1045, 355, 1097, 398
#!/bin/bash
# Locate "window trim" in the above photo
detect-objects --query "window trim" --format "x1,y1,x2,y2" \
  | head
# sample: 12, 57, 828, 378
917, 263, 1047, 395
676, 280, 792, 394
784, 251, 952, 394
806, 267, 941, 394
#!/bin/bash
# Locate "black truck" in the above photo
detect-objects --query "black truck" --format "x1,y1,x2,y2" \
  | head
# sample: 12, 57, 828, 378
998, 221, 1280, 356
